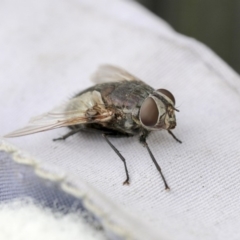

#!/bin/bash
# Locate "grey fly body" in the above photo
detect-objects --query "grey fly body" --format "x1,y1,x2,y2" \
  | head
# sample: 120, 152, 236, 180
5, 65, 181, 190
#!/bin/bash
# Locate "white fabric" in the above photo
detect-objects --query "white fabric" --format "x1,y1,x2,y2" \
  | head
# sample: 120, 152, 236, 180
0, 200, 106, 240
1, 0, 240, 239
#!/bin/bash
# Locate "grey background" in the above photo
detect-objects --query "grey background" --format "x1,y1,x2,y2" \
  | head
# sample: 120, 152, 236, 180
137, 0, 240, 74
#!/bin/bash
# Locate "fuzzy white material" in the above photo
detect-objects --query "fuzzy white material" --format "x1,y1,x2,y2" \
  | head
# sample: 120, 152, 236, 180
0, 200, 105, 240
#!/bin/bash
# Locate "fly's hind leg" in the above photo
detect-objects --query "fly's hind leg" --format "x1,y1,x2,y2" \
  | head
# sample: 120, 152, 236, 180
53, 127, 83, 141
53, 124, 132, 141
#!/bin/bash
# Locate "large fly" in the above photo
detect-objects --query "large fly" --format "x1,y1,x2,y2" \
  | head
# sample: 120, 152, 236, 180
5, 65, 182, 190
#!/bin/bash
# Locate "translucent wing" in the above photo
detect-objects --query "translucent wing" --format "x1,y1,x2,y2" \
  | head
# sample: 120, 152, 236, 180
5, 91, 113, 138
91, 65, 142, 83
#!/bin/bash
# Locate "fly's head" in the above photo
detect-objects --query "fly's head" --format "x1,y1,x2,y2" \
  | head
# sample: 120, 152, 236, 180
139, 89, 178, 131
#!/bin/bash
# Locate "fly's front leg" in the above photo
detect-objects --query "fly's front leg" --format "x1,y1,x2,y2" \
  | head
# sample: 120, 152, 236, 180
168, 130, 182, 143
102, 133, 132, 185
140, 131, 170, 190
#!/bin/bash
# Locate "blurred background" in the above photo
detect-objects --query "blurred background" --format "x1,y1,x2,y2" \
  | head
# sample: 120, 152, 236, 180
136, 0, 240, 74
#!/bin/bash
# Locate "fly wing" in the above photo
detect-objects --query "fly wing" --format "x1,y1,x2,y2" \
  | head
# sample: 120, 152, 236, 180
4, 90, 113, 138
91, 65, 142, 83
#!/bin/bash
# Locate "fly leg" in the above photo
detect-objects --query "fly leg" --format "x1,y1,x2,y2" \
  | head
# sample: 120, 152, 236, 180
168, 130, 182, 143
53, 128, 83, 141
140, 131, 170, 190
102, 133, 130, 185
53, 123, 131, 185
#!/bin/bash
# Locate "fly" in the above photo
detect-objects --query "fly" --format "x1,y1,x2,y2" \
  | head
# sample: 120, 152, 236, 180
4, 65, 182, 190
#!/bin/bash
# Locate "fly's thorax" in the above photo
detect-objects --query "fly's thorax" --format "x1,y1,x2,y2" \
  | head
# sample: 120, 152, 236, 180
139, 89, 177, 131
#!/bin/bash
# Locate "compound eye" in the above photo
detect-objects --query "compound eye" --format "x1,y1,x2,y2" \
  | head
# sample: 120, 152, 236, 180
140, 97, 159, 127
157, 89, 175, 105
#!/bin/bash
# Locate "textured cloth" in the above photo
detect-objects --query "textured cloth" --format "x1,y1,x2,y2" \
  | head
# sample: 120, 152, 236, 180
1, 0, 240, 239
